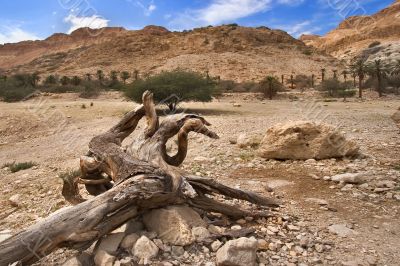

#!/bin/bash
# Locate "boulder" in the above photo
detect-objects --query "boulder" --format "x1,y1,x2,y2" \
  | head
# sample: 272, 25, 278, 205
330, 173, 368, 184
143, 205, 206, 245
216, 237, 258, 266
258, 121, 359, 160
132, 236, 159, 260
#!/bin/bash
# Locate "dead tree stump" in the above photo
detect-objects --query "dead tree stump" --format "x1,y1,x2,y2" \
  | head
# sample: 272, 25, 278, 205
0, 91, 279, 265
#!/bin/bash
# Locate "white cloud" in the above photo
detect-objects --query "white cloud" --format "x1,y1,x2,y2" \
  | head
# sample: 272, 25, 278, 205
0, 26, 40, 44
171, 0, 272, 29
134, 0, 157, 16
64, 14, 109, 34
273, 20, 321, 37
278, 0, 305, 6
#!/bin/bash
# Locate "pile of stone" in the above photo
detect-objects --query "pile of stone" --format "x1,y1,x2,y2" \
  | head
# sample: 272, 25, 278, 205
61, 204, 340, 266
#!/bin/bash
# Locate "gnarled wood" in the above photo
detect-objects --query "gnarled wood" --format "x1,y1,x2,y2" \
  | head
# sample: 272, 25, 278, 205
0, 91, 279, 265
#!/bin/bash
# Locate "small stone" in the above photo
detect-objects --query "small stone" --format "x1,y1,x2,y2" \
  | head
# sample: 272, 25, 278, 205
231, 225, 242, 230
171, 246, 185, 257
287, 225, 300, 231
9, 194, 21, 207
315, 243, 324, 253
191, 226, 210, 242
216, 237, 257, 266
328, 224, 357, 237
94, 250, 115, 266
257, 239, 269, 250
120, 233, 140, 251
211, 240, 223, 251
132, 236, 159, 260
323, 176, 331, 181
267, 226, 279, 233
97, 233, 125, 254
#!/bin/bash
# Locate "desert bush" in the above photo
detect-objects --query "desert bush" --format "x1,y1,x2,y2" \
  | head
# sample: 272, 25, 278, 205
0, 75, 37, 102
3, 161, 37, 173
259, 76, 283, 99
318, 78, 356, 99
125, 70, 216, 111
79, 82, 101, 98
293, 75, 312, 91
58, 169, 81, 182
387, 74, 400, 94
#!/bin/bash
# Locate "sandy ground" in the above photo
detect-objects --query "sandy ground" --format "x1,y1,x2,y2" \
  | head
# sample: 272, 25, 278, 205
0, 91, 399, 265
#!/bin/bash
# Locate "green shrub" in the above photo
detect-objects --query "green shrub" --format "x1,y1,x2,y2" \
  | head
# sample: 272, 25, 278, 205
318, 79, 356, 99
259, 76, 283, 100
124, 70, 216, 111
79, 82, 101, 98
58, 169, 81, 182
0, 75, 37, 102
3, 161, 37, 173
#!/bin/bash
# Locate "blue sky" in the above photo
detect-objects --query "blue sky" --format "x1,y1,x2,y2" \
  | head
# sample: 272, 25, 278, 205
0, 0, 394, 44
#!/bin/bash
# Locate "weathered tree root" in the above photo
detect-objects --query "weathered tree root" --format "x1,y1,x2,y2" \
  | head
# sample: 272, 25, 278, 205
0, 91, 279, 266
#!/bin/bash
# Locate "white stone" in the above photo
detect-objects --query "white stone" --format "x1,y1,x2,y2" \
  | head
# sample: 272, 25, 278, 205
132, 236, 159, 260
216, 237, 257, 266
328, 224, 357, 237
94, 250, 115, 266
143, 205, 206, 245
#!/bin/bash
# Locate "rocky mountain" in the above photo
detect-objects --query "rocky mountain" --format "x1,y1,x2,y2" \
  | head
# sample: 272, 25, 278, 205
0, 25, 341, 82
300, 0, 400, 62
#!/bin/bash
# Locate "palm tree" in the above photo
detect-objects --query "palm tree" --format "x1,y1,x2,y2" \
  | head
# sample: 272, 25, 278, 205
350, 60, 367, 98
333, 70, 338, 79
311, 74, 315, 88
110, 71, 118, 82
350, 70, 357, 87
120, 71, 131, 84
368, 59, 389, 97
96, 70, 104, 81
71, 76, 81, 86
290, 74, 294, 89
341, 70, 348, 82
321, 68, 326, 82
85, 73, 92, 81
60, 76, 70, 86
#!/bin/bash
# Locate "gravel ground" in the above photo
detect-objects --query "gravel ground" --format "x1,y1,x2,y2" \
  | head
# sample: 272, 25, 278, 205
0, 91, 399, 265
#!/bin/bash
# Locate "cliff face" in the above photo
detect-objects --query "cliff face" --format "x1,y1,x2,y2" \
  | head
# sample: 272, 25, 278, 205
0, 25, 341, 82
299, 0, 400, 62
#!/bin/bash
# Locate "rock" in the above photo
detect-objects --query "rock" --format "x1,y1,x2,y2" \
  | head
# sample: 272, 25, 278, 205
194, 156, 212, 162
143, 205, 206, 245
0, 230, 12, 243
94, 250, 115, 266
211, 240, 223, 251
258, 121, 359, 160
171, 246, 185, 257
287, 224, 300, 231
121, 233, 140, 251
132, 236, 159, 260
237, 133, 261, 148
305, 198, 328, 205
331, 173, 368, 184
257, 239, 269, 250
96, 233, 125, 255
216, 237, 257, 266
375, 180, 396, 188
328, 224, 357, 237
191, 226, 210, 242
9, 194, 21, 207
233, 103, 242, 107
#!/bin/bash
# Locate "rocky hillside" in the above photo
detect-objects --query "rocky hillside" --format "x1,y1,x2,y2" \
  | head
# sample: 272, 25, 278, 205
0, 25, 341, 82
300, 0, 400, 62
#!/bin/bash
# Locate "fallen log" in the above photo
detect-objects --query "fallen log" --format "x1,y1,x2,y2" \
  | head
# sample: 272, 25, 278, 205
0, 91, 279, 265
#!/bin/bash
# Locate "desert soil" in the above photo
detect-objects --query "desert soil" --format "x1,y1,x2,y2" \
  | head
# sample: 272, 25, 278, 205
0, 91, 399, 266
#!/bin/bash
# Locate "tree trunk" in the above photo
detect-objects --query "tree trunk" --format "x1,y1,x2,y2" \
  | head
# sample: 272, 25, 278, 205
358, 76, 363, 98
0, 91, 279, 265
